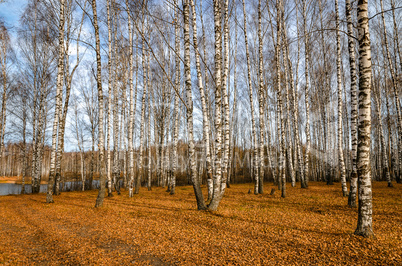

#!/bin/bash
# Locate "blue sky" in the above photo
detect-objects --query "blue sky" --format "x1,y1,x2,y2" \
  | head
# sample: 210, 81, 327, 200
0, 0, 27, 27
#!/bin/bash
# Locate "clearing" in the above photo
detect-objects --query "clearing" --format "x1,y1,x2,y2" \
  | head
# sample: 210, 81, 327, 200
0, 182, 401, 265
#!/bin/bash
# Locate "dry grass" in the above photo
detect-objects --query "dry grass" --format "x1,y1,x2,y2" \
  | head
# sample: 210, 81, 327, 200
0, 182, 401, 265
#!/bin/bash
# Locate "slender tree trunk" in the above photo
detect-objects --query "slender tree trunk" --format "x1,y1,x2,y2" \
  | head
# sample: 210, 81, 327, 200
257, 0, 265, 193
147, 84, 152, 191
241, 0, 259, 194
199, 0, 213, 199
183, 0, 206, 210
170, 0, 180, 195
0, 27, 8, 180
46, 0, 65, 203
112, 7, 120, 195
373, 81, 392, 187
380, 0, 402, 181
390, 0, 402, 78
354, 0, 374, 238
302, 0, 310, 188
228, 8, 238, 188
126, 0, 135, 196
93, 0, 106, 208
276, 0, 286, 198
21, 96, 27, 194
291, 0, 304, 186
133, 40, 147, 196
346, 0, 358, 207
335, 0, 348, 197
220, 0, 230, 196
208, 0, 224, 211
189, 0, 212, 200
106, 0, 113, 197
281, 9, 296, 188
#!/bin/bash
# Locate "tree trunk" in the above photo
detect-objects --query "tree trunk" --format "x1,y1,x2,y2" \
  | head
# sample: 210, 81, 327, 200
335, 0, 348, 197
126, 0, 135, 196
346, 0, 358, 207
241, 0, 259, 194
354, 0, 374, 238
208, 0, 224, 211
276, 0, 286, 198
170, 0, 180, 195
106, 0, 113, 197
183, 0, 206, 210
302, 0, 310, 188
257, 0, 265, 193
189, 0, 212, 200
380, 0, 402, 183
281, 8, 296, 188
93, 0, 106, 208
46, 0, 65, 203
220, 0, 230, 197
133, 38, 147, 196
373, 81, 392, 187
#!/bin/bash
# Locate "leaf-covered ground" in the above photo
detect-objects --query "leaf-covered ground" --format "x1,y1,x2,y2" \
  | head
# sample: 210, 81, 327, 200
0, 182, 401, 265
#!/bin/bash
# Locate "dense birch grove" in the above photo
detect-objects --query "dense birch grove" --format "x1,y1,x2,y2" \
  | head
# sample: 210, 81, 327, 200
1, 0, 402, 237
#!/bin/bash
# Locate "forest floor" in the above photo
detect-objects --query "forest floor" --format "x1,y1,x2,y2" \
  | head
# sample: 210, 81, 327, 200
0, 176, 26, 184
0, 182, 401, 265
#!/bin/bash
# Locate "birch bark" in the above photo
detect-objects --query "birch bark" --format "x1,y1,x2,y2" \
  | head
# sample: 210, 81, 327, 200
354, 0, 374, 238
93, 0, 107, 208
126, 0, 134, 196
346, 0, 358, 207
183, 0, 206, 210
335, 0, 348, 196
208, 0, 223, 211
257, 0, 265, 193
106, 0, 113, 197
302, 0, 310, 188
171, 0, 180, 195
380, 0, 402, 182
241, 0, 259, 194
46, 0, 65, 203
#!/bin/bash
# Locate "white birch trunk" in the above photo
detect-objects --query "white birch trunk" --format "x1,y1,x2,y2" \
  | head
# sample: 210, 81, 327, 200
208, 0, 223, 211
281, 10, 296, 188
220, 0, 230, 195
380, 0, 402, 182
373, 83, 392, 187
302, 0, 310, 188
93, 0, 107, 208
354, 0, 374, 238
106, 0, 113, 197
346, 0, 358, 207
335, 0, 348, 196
189, 0, 213, 200
257, 0, 265, 193
171, 0, 180, 195
126, 0, 135, 196
183, 0, 206, 210
46, 0, 65, 203
133, 40, 147, 196
241, 0, 259, 194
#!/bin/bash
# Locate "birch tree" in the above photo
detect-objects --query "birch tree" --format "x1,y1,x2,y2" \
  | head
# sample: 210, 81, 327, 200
346, 0, 358, 207
46, 0, 65, 203
170, 0, 180, 195
302, 0, 310, 188
335, 0, 347, 196
93, 0, 106, 208
126, 0, 135, 196
183, 0, 206, 210
241, 0, 259, 194
379, 0, 402, 182
354, 0, 374, 238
